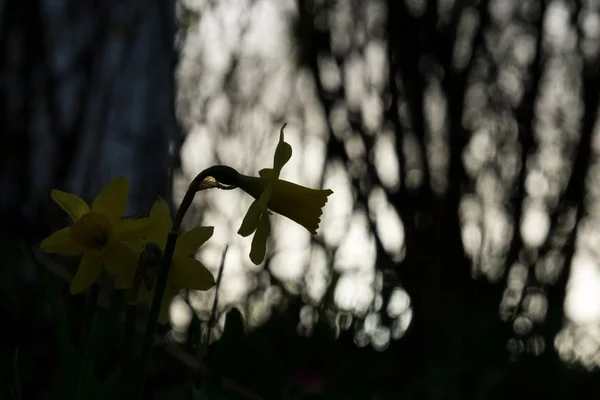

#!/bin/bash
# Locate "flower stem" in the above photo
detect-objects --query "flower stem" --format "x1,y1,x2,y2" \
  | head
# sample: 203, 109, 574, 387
120, 305, 137, 397
120, 280, 141, 399
133, 231, 177, 398
196, 246, 228, 389
74, 283, 99, 400
204, 246, 228, 354
174, 165, 241, 231
132, 166, 232, 398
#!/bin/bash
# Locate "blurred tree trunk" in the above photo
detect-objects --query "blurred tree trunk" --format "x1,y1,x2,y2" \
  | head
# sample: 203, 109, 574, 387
0, 3, 181, 389
0, 0, 181, 242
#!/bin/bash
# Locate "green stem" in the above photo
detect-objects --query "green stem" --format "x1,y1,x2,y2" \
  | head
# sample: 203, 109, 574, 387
195, 246, 228, 391
174, 165, 240, 231
120, 296, 139, 399
74, 283, 99, 400
133, 232, 178, 398
129, 165, 233, 397
204, 246, 228, 357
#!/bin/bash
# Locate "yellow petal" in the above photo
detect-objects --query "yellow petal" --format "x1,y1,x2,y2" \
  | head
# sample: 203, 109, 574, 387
149, 197, 173, 230
175, 227, 214, 257
171, 258, 215, 290
258, 169, 275, 180
250, 214, 270, 265
114, 217, 151, 241
238, 201, 262, 237
273, 124, 292, 173
257, 183, 273, 211
91, 175, 129, 220
51, 190, 90, 222
103, 242, 139, 290
140, 281, 175, 325
70, 253, 102, 294
40, 227, 82, 256
144, 197, 173, 248
121, 238, 146, 257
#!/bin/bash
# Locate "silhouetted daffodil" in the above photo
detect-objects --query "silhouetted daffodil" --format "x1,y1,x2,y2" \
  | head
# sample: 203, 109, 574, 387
236, 124, 333, 265
133, 197, 215, 324
40, 176, 150, 294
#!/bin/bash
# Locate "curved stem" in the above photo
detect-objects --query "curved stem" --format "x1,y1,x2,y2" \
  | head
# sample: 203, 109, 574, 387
133, 231, 177, 398
134, 165, 241, 398
173, 165, 241, 231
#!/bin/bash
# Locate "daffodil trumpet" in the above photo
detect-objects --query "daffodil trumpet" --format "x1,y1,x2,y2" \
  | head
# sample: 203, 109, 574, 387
204, 165, 333, 235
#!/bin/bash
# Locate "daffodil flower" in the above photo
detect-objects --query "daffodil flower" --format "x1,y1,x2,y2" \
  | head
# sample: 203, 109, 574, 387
132, 197, 215, 324
235, 124, 333, 264
40, 176, 150, 294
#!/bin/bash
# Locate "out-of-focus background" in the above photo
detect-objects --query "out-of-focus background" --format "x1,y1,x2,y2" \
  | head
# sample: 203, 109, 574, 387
3, 0, 600, 398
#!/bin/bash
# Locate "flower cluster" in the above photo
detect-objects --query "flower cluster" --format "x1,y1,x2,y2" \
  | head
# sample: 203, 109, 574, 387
40, 124, 333, 323
40, 176, 216, 323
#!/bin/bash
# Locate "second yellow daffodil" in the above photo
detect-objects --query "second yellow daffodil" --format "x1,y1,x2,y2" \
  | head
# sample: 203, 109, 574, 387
130, 197, 216, 324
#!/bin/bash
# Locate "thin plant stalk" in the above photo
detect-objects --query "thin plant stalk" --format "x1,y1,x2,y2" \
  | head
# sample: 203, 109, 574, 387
195, 246, 228, 391
204, 246, 228, 356
132, 166, 234, 398
120, 278, 142, 399
74, 283, 100, 400
133, 232, 177, 398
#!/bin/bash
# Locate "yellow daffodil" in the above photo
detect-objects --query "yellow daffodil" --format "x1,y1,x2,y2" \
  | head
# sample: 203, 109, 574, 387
132, 197, 215, 324
40, 176, 150, 294
236, 124, 333, 264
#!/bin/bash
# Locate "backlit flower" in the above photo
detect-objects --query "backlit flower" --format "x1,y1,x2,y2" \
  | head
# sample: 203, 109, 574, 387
236, 124, 333, 264
131, 197, 215, 324
40, 176, 150, 294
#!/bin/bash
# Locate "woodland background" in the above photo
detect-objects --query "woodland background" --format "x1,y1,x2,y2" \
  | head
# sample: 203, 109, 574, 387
2, 0, 600, 398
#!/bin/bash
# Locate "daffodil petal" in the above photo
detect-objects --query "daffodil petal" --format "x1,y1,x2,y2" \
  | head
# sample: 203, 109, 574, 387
91, 175, 129, 220
171, 258, 215, 290
70, 253, 102, 294
51, 190, 90, 222
238, 201, 262, 237
150, 197, 173, 229
103, 242, 139, 290
273, 124, 292, 173
257, 183, 273, 211
249, 214, 270, 265
121, 239, 146, 259
175, 227, 214, 257
40, 227, 82, 256
258, 169, 275, 180
142, 282, 175, 325
143, 197, 173, 248
114, 217, 151, 241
